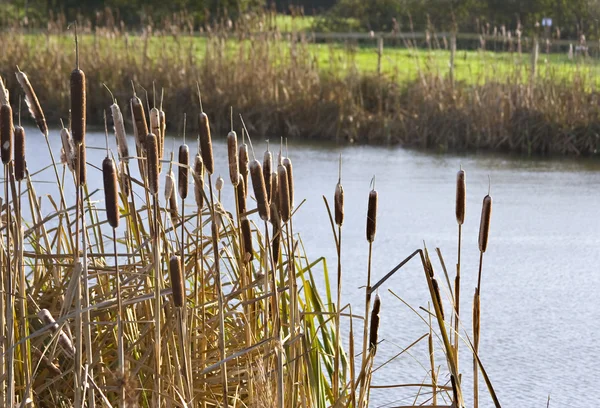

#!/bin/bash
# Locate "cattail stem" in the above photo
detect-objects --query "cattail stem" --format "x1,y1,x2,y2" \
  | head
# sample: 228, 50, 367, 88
360, 241, 374, 395
113, 229, 125, 406
207, 173, 229, 408
333, 223, 342, 402
5, 164, 14, 407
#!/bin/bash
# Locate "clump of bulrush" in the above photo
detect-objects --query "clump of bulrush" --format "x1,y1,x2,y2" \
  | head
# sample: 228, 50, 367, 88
169, 255, 185, 308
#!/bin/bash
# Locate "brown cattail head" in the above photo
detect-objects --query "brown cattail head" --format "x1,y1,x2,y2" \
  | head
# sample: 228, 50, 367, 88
0, 104, 13, 165
103, 157, 119, 228
227, 131, 239, 186
60, 127, 76, 172
15, 68, 47, 136
236, 175, 246, 215
366, 188, 378, 242
0, 76, 8, 105
169, 255, 185, 307
478, 194, 492, 253
216, 175, 224, 192
131, 95, 148, 148
456, 169, 466, 225
178, 144, 189, 199
77, 143, 86, 186
150, 108, 160, 143
282, 157, 294, 208
239, 142, 249, 198
193, 153, 205, 209
369, 294, 381, 354
334, 181, 344, 227
70, 68, 86, 145
165, 170, 175, 201
263, 149, 273, 203
13, 126, 26, 181
277, 164, 291, 223
198, 112, 214, 174
241, 217, 253, 263
145, 133, 159, 195
250, 160, 269, 221
110, 102, 129, 161
270, 201, 282, 265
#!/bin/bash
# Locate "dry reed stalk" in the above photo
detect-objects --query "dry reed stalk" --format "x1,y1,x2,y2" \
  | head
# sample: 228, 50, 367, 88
15, 68, 47, 136
250, 160, 269, 221
77, 142, 86, 186
0, 104, 12, 165
146, 134, 160, 195
239, 135, 249, 198
263, 146, 273, 203
227, 130, 239, 186
13, 126, 25, 182
277, 164, 290, 223
0, 76, 8, 105
241, 217, 253, 263
454, 167, 466, 368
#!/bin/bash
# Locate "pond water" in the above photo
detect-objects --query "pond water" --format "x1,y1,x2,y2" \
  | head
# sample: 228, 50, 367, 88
27, 127, 600, 407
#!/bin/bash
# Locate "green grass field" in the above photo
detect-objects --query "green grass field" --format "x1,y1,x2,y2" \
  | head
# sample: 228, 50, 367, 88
22, 30, 600, 89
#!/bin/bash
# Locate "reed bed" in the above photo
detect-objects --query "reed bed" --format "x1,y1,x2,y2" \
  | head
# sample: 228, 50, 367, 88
1, 22, 600, 155
0, 37, 503, 408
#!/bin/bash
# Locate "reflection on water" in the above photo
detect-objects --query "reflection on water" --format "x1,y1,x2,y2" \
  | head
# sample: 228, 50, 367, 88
27, 127, 600, 407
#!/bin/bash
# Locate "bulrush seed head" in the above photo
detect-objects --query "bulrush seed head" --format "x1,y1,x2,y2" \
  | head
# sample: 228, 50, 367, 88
239, 142, 249, 198
456, 169, 466, 225
250, 160, 269, 221
13, 126, 26, 181
16, 68, 48, 136
111, 102, 129, 161
70, 68, 86, 145
334, 181, 344, 227
478, 194, 492, 253
178, 144, 189, 199
193, 153, 205, 209
236, 175, 246, 215
131, 95, 148, 148
277, 164, 290, 223
283, 157, 294, 208
77, 143, 86, 186
165, 170, 175, 201
263, 149, 273, 203
0, 104, 13, 165
103, 157, 120, 228
198, 112, 214, 174
366, 188, 378, 242
60, 127, 76, 172
145, 133, 159, 195
216, 175, 224, 192
369, 294, 381, 354
241, 217, 253, 263
227, 130, 239, 186
169, 255, 185, 308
